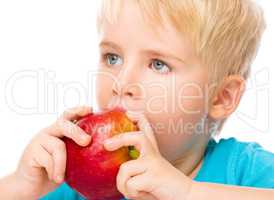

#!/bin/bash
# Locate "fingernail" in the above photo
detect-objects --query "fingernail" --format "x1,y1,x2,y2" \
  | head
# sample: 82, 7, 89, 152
104, 139, 113, 147
81, 134, 91, 142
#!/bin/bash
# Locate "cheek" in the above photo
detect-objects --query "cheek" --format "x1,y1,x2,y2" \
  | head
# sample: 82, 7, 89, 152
143, 75, 206, 119
147, 110, 204, 161
176, 83, 206, 119
143, 77, 208, 161
95, 68, 115, 109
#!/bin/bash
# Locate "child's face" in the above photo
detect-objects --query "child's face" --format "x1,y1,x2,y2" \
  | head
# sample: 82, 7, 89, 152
96, 1, 209, 163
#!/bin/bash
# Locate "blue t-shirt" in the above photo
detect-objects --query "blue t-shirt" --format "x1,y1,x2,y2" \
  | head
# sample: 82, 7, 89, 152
40, 137, 274, 200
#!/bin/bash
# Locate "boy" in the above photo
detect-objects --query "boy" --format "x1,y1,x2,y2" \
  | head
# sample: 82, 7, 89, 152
1, 0, 273, 199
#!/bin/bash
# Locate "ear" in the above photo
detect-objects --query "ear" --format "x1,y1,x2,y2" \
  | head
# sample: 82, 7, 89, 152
209, 75, 246, 120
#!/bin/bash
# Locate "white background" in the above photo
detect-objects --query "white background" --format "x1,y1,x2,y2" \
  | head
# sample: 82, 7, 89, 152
0, 0, 273, 177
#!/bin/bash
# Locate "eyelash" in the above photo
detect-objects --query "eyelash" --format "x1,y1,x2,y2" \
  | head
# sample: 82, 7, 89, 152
102, 53, 122, 66
149, 59, 171, 74
101, 53, 172, 74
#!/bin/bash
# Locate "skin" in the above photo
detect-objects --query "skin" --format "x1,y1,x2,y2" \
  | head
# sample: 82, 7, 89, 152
96, 0, 210, 177
97, 1, 274, 200
0, 0, 273, 200
0, 106, 93, 200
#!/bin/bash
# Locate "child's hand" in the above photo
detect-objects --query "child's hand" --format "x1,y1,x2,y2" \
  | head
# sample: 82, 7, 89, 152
13, 106, 92, 199
104, 112, 193, 200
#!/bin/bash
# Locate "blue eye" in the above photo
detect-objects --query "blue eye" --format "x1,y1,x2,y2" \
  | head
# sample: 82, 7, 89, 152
151, 60, 171, 74
105, 53, 123, 66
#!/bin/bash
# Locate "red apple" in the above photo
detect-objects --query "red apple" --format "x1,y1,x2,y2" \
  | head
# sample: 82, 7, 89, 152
64, 107, 139, 200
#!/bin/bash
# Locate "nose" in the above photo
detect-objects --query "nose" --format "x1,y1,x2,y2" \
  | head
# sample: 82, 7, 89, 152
112, 63, 142, 99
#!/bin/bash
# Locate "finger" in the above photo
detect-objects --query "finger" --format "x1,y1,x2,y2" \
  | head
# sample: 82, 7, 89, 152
45, 119, 91, 146
126, 190, 157, 200
126, 111, 159, 152
125, 174, 155, 200
103, 131, 155, 157
60, 106, 93, 122
41, 136, 67, 183
136, 192, 158, 200
116, 159, 146, 197
32, 145, 54, 181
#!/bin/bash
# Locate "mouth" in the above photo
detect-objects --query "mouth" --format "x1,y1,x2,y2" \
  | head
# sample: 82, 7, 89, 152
107, 98, 123, 110
107, 97, 145, 114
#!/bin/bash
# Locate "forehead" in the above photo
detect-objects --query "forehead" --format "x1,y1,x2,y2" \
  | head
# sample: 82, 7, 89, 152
98, 0, 196, 61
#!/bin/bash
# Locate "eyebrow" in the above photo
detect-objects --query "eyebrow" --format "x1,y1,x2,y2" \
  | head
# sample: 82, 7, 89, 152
99, 41, 122, 52
143, 49, 186, 64
99, 40, 186, 64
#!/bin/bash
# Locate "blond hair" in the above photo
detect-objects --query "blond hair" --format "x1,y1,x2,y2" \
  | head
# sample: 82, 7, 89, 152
97, 0, 266, 132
